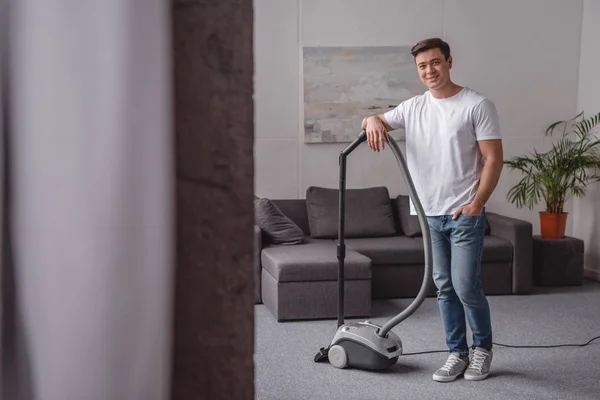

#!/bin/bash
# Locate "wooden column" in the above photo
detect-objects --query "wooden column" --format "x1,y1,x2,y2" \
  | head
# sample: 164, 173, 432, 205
172, 1, 254, 399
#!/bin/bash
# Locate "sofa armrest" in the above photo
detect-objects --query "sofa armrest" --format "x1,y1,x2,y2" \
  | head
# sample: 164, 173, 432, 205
254, 225, 263, 303
486, 212, 533, 294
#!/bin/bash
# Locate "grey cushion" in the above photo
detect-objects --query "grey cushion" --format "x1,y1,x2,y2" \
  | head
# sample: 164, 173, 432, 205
345, 235, 513, 265
345, 236, 426, 264
271, 199, 311, 235
261, 238, 371, 282
395, 195, 422, 237
305, 186, 396, 239
254, 197, 305, 245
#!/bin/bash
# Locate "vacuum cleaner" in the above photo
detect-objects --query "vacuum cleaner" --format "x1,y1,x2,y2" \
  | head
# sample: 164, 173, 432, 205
314, 129, 433, 371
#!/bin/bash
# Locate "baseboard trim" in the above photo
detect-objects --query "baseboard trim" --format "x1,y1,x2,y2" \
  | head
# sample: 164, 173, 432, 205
584, 268, 600, 281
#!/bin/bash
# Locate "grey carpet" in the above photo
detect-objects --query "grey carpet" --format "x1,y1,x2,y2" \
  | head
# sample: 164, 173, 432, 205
255, 279, 600, 400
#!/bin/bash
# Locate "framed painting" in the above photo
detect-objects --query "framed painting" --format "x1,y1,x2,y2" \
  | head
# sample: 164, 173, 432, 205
303, 46, 423, 143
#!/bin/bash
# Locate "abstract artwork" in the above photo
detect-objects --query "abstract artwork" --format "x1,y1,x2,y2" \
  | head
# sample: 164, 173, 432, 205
303, 46, 423, 143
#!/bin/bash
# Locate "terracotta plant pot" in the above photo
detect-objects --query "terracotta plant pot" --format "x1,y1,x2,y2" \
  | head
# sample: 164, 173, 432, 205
539, 211, 568, 239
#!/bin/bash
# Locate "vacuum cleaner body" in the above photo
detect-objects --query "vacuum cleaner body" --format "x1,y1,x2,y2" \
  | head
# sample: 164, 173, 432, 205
327, 321, 403, 370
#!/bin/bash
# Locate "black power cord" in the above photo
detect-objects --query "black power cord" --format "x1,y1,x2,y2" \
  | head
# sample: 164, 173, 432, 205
402, 334, 600, 356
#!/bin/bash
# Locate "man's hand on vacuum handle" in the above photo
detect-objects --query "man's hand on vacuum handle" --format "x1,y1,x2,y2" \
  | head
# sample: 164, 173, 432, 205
362, 115, 389, 152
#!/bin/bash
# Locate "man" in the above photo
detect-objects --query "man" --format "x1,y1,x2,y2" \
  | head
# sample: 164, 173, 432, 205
361, 38, 503, 382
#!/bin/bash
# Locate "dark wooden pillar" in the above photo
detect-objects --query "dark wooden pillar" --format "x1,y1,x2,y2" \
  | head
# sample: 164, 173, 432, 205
172, 1, 254, 399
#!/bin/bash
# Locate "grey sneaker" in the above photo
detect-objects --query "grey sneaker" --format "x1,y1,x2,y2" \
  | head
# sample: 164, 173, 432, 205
432, 353, 469, 382
464, 347, 493, 381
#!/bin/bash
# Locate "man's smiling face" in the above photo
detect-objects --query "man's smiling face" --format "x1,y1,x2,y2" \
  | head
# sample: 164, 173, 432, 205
415, 48, 452, 90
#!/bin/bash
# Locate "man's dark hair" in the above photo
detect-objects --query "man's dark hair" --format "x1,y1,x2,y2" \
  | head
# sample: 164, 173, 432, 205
410, 38, 451, 60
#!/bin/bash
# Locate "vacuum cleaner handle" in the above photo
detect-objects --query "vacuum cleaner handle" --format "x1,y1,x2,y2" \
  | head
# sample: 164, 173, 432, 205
342, 129, 367, 155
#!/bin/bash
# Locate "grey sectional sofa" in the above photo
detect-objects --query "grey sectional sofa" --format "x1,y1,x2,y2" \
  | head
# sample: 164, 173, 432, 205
254, 186, 533, 321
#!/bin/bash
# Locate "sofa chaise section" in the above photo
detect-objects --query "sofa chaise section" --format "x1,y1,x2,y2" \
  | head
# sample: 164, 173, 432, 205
260, 238, 372, 321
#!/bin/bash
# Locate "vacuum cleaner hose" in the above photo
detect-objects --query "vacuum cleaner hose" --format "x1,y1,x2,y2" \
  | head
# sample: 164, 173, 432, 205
374, 132, 433, 338
338, 130, 433, 339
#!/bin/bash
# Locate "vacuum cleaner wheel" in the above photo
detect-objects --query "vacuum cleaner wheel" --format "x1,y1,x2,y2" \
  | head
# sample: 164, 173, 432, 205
328, 345, 348, 369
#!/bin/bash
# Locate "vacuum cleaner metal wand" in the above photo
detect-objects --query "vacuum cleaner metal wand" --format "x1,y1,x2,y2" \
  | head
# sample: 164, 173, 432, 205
336, 130, 367, 327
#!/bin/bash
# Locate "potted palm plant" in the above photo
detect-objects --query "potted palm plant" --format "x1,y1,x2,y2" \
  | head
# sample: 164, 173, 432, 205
504, 111, 600, 239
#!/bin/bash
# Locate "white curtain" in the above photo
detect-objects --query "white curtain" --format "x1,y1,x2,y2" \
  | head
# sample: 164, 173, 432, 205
1, 1, 174, 399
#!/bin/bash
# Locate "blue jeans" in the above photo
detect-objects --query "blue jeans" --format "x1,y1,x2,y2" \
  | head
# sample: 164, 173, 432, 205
427, 209, 492, 356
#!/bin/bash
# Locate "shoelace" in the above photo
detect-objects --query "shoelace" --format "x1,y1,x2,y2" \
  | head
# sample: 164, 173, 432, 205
440, 355, 463, 371
469, 349, 488, 371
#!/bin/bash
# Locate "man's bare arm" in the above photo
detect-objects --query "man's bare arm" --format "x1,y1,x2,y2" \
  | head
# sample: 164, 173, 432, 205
361, 114, 393, 132
472, 139, 504, 208
453, 139, 503, 218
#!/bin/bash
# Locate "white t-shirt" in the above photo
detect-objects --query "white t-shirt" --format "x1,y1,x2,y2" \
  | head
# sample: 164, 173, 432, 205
383, 87, 501, 216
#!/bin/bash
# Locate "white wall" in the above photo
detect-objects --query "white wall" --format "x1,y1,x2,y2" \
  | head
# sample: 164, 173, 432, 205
254, 0, 583, 235
574, 0, 600, 280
